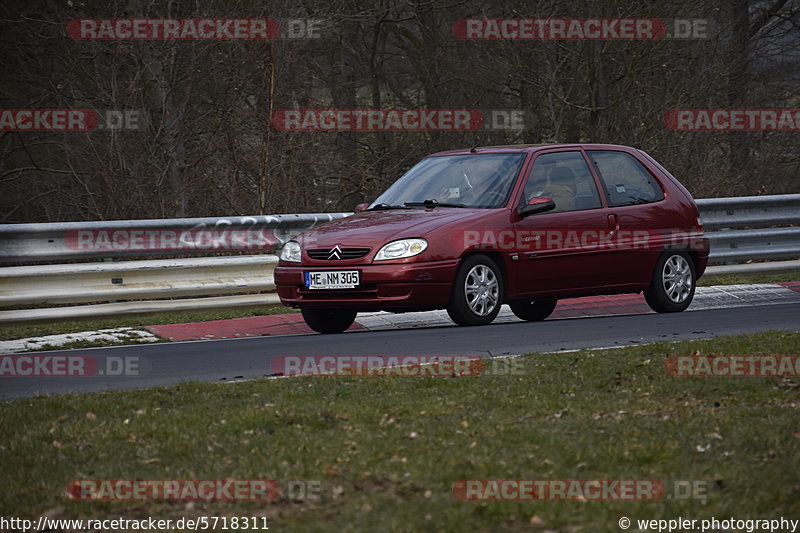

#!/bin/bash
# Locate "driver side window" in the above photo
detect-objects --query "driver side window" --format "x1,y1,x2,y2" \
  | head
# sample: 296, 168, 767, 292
521, 151, 602, 213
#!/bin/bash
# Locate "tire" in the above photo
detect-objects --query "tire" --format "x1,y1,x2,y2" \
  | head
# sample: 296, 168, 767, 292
446, 254, 504, 326
509, 299, 557, 321
644, 252, 696, 313
301, 308, 357, 334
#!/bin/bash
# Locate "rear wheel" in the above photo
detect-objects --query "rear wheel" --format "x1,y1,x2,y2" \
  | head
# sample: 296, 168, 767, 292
509, 299, 557, 321
301, 308, 357, 334
644, 252, 696, 313
446, 254, 504, 326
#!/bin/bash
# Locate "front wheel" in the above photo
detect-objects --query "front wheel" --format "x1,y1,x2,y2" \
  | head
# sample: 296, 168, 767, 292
301, 308, 357, 334
644, 252, 696, 313
446, 254, 504, 326
509, 299, 557, 321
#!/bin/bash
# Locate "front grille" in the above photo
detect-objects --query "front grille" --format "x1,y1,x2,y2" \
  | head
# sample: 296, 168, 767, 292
307, 247, 370, 260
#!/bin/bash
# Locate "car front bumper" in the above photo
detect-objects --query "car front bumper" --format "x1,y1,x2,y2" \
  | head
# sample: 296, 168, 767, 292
274, 259, 460, 311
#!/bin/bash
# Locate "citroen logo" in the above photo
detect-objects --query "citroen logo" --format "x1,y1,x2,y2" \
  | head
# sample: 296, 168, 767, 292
328, 245, 342, 260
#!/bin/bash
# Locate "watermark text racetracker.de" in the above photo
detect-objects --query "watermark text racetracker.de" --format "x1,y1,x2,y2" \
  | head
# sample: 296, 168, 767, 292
67, 17, 332, 40
452, 18, 709, 40
65, 228, 277, 252
0, 109, 142, 131
0, 355, 143, 377
67, 478, 321, 501
270, 355, 524, 377
270, 108, 529, 132
453, 479, 709, 501
664, 109, 800, 131
453, 228, 707, 253
666, 355, 800, 377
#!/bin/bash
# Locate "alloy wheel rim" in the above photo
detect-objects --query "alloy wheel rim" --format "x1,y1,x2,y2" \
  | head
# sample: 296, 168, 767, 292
465, 264, 499, 316
662, 255, 692, 303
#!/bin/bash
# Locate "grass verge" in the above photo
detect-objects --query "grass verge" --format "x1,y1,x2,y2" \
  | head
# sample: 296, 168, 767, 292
0, 304, 297, 342
1, 331, 798, 531
699, 268, 800, 286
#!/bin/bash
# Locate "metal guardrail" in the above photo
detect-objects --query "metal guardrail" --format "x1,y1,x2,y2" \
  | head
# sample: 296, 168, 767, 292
696, 194, 800, 230
0, 255, 280, 324
697, 193, 800, 264
705, 227, 800, 262
0, 255, 277, 306
0, 214, 350, 323
0, 195, 797, 323
0, 213, 351, 263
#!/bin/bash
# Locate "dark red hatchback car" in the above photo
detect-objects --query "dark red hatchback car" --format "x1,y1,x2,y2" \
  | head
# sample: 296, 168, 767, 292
275, 144, 709, 333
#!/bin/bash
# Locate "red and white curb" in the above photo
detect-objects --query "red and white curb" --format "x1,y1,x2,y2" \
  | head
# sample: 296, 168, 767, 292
146, 282, 800, 341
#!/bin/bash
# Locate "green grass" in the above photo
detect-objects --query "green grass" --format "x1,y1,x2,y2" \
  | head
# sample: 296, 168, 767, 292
699, 268, 800, 286
0, 305, 297, 342
1, 332, 798, 531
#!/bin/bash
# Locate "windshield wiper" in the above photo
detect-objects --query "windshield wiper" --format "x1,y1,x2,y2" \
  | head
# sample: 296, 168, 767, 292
404, 199, 466, 208
366, 203, 408, 211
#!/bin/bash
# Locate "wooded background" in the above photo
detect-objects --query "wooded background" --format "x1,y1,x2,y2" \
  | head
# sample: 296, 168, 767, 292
1, 0, 798, 223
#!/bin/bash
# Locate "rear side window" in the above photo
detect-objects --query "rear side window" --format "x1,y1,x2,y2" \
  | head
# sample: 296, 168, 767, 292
587, 151, 664, 207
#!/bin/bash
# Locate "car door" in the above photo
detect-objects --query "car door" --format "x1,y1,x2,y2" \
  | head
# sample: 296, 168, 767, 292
510, 149, 612, 296
585, 149, 667, 284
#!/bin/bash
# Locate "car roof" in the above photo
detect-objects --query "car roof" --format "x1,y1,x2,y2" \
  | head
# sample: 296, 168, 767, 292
429, 143, 637, 156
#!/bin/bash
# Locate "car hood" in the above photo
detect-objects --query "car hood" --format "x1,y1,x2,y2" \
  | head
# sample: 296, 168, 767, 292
294, 209, 494, 249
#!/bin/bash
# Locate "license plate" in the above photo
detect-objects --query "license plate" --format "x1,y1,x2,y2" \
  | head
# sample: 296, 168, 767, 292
305, 270, 360, 290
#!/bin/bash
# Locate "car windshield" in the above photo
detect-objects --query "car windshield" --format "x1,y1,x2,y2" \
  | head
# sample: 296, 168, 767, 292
370, 153, 527, 209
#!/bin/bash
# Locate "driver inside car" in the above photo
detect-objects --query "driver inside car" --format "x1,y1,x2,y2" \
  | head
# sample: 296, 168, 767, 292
524, 165, 576, 212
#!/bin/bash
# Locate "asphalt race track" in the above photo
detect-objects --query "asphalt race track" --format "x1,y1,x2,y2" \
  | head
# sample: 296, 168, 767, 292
2, 302, 799, 400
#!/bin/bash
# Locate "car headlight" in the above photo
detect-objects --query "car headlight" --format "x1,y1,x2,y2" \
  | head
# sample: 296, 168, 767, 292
374, 238, 428, 261
280, 241, 302, 262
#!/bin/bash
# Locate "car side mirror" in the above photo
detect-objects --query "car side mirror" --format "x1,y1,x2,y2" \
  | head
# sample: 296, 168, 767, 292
517, 196, 556, 217
355, 203, 369, 212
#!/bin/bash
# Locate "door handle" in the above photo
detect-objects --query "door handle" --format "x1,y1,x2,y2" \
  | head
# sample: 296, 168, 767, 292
607, 213, 619, 238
